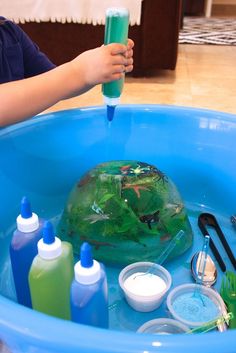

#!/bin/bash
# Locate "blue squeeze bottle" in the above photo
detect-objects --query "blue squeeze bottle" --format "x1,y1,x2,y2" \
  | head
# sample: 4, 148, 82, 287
70, 242, 109, 328
9, 196, 44, 307
102, 7, 130, 122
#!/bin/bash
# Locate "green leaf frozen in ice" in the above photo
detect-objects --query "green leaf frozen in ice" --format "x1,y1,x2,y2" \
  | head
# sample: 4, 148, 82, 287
57, 160, 193, 265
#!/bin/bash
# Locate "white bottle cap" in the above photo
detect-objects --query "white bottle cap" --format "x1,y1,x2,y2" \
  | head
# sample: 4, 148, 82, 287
16, 212, 39, 233
103, 96, 120, 107
37, 236, 62, 260
74, 259, 101, 285
106, 8, 129, 17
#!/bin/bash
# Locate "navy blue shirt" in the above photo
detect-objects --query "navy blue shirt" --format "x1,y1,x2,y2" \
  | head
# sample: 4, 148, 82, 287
0, 16, 56, 83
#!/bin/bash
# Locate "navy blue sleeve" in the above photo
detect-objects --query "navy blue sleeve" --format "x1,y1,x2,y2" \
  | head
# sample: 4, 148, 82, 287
0, 17, 56, 83
16, 24, 56, 78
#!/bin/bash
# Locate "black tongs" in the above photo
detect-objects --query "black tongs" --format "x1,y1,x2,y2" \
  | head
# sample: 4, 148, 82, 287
198, 213, 236, 272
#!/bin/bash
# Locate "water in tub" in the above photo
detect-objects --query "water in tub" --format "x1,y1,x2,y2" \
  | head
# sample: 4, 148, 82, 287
1, 117, 236, 333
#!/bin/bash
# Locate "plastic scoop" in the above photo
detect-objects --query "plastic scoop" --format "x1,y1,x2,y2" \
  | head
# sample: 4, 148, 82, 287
187, 312, 233, 334
193, 235, 210, 306
196, 235, 210, 285
134, 229, 185, 279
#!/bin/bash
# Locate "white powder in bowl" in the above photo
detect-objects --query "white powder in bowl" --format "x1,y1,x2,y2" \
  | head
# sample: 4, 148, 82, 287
123, 272, 167, 297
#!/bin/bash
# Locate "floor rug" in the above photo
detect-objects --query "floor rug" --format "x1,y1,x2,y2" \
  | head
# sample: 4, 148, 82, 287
179, 17, 236, 45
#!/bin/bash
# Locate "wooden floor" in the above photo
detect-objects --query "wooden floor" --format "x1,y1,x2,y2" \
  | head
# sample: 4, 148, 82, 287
43, 44, 236, 115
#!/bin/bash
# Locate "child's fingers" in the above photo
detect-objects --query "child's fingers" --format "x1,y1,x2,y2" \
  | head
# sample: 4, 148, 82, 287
106, 41, 134, 76
111, 72, 124, 81
111, 55, 133, 67
111, 54, 127, 65
123, 57, 133, 68
112, 64, 126, 74
112, 60, 133, 74
112, 57, 133, 73
127, 39, 134, 50
113, 64, 133, 75
108, 43, 127, 55
125, 64, 133, 73
125, 49, 133, 59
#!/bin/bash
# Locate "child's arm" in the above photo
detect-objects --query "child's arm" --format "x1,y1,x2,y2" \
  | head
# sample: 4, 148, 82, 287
0, 40, 134, 127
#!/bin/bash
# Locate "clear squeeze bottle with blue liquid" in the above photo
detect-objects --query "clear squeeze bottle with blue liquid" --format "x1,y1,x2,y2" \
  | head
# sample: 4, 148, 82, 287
102, 7, 129, 122
70, 242, 109, 328
10, 196, 44, 308
29, 221, 74, 320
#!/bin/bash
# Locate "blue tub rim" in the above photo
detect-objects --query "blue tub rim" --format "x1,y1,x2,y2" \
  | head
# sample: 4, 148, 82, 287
0, 104, 235, 353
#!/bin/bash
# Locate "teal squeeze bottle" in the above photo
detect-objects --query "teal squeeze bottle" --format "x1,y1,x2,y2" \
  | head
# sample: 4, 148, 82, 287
70, 242, 108, 328
29, 221, 74, 320
9, 196, 44, 308
102, 7, 129, 122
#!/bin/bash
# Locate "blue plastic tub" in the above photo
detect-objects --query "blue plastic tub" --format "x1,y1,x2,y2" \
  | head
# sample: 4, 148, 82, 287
0, 105, 235, 353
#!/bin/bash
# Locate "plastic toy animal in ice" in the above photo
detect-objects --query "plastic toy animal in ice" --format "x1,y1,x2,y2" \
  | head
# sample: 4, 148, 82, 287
57, 161, 193, 265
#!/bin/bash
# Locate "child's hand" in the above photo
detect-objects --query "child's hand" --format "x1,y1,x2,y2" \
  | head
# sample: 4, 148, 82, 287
71, 39, 134, 88
125, 38, 134, 73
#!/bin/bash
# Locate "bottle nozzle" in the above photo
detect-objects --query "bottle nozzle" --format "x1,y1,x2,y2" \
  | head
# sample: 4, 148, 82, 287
20, 196, 32, 219
74, 242, 101, 284
107, 105, 116, 122
103, 96, 120, 122
80, 242, 93, 268
43, 221, 55, 245
37, 221, 62, 259
17, 197, 39, 232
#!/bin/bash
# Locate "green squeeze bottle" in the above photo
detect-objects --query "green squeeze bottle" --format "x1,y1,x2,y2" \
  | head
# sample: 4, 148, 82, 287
102, 7, 130, 122
29, 221, 74, 320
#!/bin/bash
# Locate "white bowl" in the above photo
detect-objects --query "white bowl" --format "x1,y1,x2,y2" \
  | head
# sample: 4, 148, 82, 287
166, 283, 227, 328
118, 262, 172, 312
137, 318, 189, 334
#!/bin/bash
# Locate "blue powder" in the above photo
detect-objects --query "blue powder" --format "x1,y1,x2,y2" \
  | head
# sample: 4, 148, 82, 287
172, 293, 220, 323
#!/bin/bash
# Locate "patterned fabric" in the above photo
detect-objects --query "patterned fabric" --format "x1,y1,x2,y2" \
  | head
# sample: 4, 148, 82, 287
0, 0, 143, 26
179, 17, 236, 46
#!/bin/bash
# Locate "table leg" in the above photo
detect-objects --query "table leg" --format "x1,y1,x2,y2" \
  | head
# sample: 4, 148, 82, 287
205, 0, 213, 17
